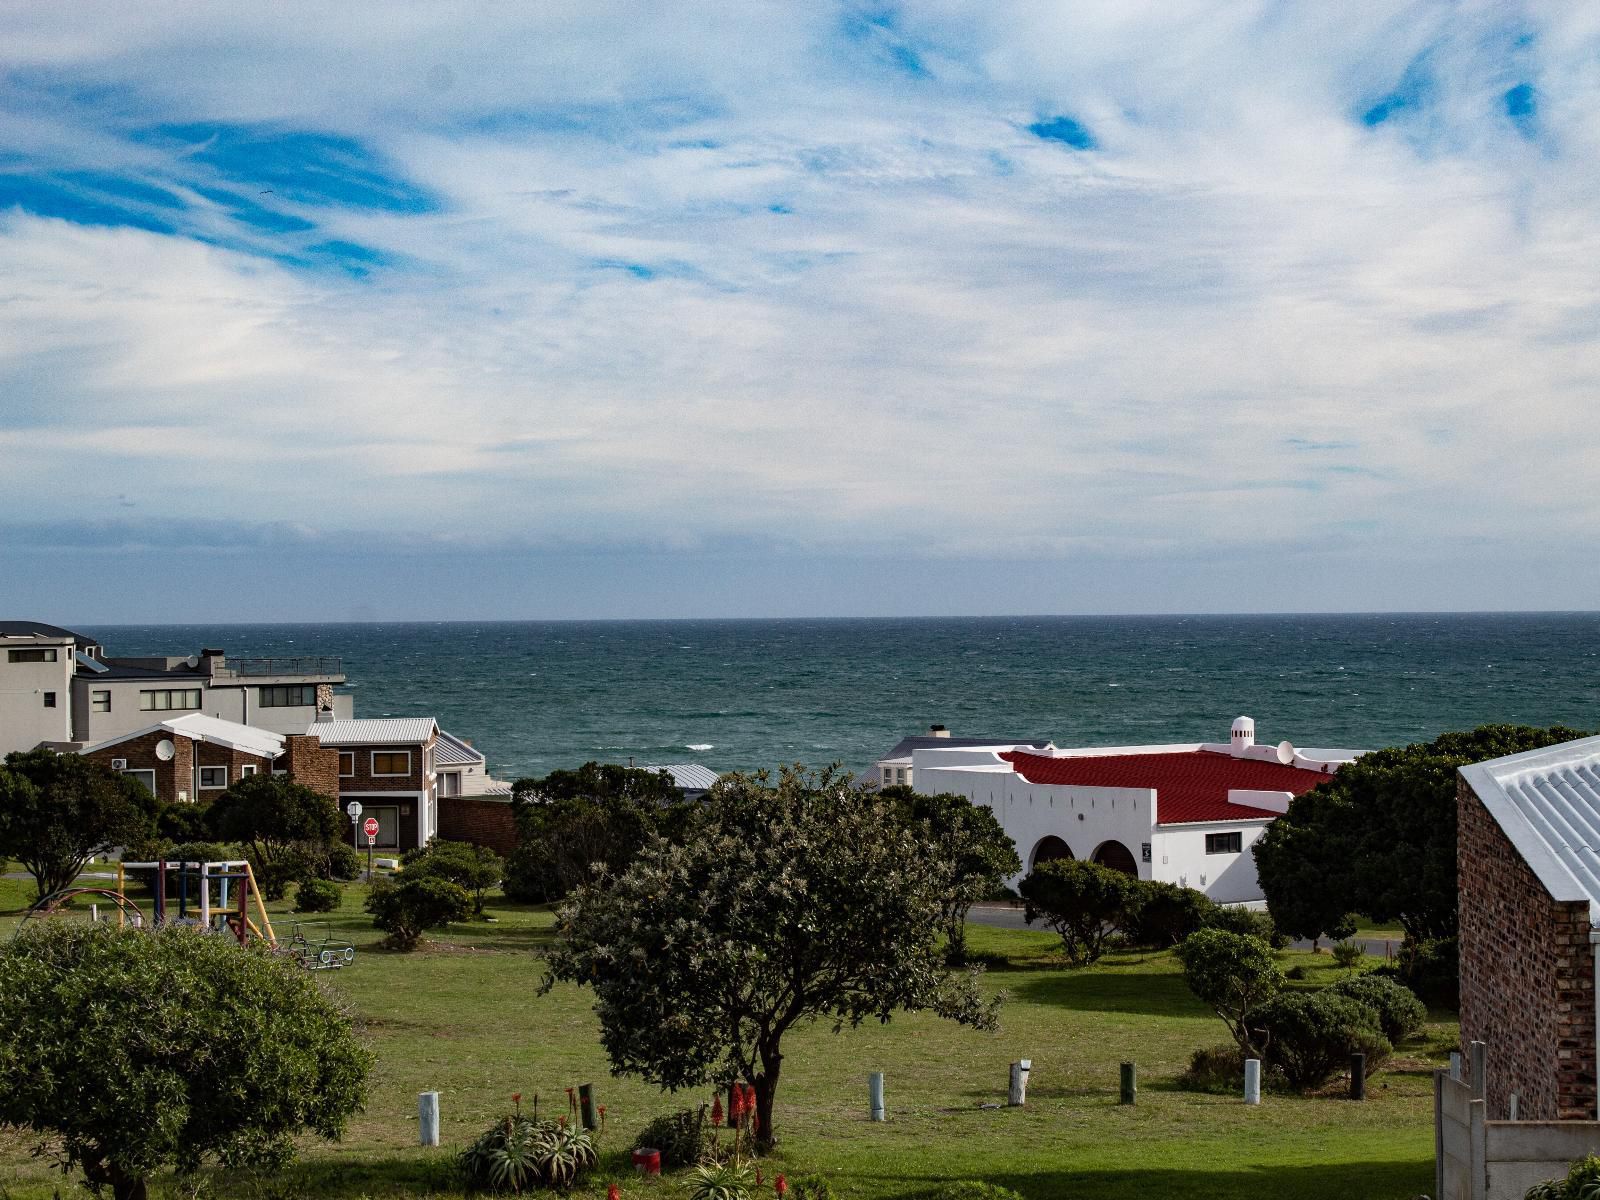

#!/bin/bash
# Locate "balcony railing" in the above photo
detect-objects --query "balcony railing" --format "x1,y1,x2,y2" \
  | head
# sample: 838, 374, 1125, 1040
222, 656, 344, 678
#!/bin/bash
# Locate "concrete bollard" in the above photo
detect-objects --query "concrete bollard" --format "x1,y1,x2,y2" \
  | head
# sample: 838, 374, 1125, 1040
419, 1091, 440, 1147
1008, 1059, 1031, 1107
1350, 1054, 1366, 1101
869, 1072, 886, 1122
1244, 1059, 1261, 1105
1449, 1051, 1462, 1081
1120, 1062, 1136, 1105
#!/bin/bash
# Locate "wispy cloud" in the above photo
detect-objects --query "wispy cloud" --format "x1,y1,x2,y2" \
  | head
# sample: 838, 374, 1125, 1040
1, 2, 1598, 615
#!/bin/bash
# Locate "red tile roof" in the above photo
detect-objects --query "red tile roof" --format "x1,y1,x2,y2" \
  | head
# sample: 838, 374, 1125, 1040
998, 749, 1335, 825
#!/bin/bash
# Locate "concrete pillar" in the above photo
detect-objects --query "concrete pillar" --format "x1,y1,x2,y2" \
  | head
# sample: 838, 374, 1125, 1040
1470, 1040, 1487, 1102
1244, 1059, 1261, 1105
419, 1092, 440, 1147
1008, 1059, 1031, 1106
869, 1072, 885, 1122
1449, 1051, 1462, 1081
1120, 1062, 1136, 1105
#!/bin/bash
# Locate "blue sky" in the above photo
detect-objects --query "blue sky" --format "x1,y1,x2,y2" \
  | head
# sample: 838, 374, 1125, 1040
1, 2, 1596, 621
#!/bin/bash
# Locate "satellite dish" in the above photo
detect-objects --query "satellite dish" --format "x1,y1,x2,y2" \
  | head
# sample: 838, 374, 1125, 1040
1276, 740, 1295, 765
185, 655, 200, 669
155, 739, 176, 762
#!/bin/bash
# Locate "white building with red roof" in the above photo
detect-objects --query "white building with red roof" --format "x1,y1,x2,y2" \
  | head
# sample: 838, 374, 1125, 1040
913, 716, 1363, 905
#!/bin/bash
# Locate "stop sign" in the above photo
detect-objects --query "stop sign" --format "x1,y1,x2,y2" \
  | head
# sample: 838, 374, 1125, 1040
363, 817, 379, 839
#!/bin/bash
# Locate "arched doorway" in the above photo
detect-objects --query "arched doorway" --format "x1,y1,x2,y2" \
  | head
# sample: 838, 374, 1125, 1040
1091, 840, 1138, 876
1030, 836, 1073, 870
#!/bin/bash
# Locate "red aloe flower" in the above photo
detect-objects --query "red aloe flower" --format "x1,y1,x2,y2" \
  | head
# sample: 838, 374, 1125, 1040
776, 1174, 789, 1195
608, 1185, 621, 1200
711, 1095, 724, 1126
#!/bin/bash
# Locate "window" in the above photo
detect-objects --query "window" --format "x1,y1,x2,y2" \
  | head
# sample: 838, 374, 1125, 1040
125, 769, 157, 797
439, 771, 461, 797
371, 750, 411, 776
199, 766, 228, 789
1205, 832, 1243, 855
139, 689, 201, 711
7, 647, 58, 663
339, 751, 355, 777
258, 684, 318, 708
92, 690, 110, 712
365, 806, 400, 849
241, 764, 258, 778
42, 692, 56, 708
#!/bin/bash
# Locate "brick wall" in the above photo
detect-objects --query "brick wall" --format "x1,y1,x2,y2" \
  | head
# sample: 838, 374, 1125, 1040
281, 734, 340, 801
438, 795, 518, 856
1459, 775, 1597, 1120
85, 731, 273, 805
338, 743, 426, 792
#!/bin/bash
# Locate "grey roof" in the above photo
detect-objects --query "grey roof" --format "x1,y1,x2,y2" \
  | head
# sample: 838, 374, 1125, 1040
0, 620, 96, 647
82, 714, 286, 759
435, 730, 486, 767
645, 763, 720, 792
83, 661, 207, 680
1461, 735, 1600, 914
307, 718, 438, 745
876, 734, 1053, 762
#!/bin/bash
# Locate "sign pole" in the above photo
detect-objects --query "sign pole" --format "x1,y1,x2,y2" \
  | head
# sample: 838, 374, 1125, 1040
363, 815, 379, 881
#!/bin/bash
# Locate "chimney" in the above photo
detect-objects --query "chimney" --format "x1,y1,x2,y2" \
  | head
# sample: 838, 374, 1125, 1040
316, 706, 335, 724
1230, 716, 1256, 756
930, 724, 950, 738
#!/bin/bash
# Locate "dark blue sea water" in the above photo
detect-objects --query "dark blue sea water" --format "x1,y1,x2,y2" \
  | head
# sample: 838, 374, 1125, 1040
82, 615, 1600, 782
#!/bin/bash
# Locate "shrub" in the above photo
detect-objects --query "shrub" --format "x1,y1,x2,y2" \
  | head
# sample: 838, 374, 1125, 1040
1176, 928, 1283, 1057
365, 876, 472, 950
1284, 965, 1308, 981
688, 1159, 754, 1200
294, 879, 342, 914
1176, 1044, 1247, 1094
1125, 880, 1215, 948
402, 839, 503, 915
1331, 939, 1365, 970
787, 1175, 842, 1200
324, 842, 363, 882
908, 1185, 1027, 1200
632, 1106, 712, 1170
458, 1113, 597, 1193
1257, 990, 1390, 1090
1018, 858, 1141, 965
1328, 974, 1427, 1045
1204, 905, 1289, 949
1396, 936, 1459, 1010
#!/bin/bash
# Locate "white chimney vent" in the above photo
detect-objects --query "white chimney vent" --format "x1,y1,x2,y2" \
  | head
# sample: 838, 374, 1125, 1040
1230, 716, 1256, 755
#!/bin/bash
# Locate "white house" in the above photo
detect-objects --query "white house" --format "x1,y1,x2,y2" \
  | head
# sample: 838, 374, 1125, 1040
914, 716, 1362, 905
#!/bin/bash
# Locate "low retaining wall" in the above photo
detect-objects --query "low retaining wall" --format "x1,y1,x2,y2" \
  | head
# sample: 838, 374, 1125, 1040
438, 795, 517, 857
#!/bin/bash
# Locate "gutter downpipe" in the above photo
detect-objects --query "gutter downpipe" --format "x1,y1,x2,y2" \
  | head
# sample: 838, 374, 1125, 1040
1591, 921, 1600, 1120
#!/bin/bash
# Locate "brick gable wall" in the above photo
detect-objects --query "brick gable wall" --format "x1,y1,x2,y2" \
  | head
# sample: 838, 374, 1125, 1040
438, 796, 517, 856
1458, 775, 1597, 1120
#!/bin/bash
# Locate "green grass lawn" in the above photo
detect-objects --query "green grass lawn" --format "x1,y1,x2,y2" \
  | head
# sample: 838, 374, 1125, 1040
0, 873, 1452, 1199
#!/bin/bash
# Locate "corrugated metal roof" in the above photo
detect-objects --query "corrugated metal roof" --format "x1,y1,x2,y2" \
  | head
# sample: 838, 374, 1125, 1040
434, 730, 486, 766
645, 763, 720, 792
1462, 735, 1600, 912
82, 713, 285, 759
307, 718, 438, 745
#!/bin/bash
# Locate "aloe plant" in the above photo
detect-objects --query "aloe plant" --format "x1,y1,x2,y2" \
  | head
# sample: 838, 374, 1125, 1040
687, 1159, 755, 1200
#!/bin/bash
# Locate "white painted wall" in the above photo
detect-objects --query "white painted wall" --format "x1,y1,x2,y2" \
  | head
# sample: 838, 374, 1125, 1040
0, 638, 76, 753
1149, 820, 1271, 904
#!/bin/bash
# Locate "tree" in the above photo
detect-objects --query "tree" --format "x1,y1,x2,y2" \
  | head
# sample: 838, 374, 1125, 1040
542, 766, 999, 1150
0, 751, 157, 900
883, 786, 1021, 965
1018, 858, 1140, 966
505, 762, 689, 902
1256, 990, 1390, 1091
1125, 880, 1216, 949
365, 876, 473, 950
0, 922, 369, 1200
1254, 724, 1589, 943
206, 775, 341, 900
1175, 928, 1283, 1058
401, 839, 503, 915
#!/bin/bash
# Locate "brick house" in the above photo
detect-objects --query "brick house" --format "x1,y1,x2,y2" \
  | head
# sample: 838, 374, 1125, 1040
309, 717, 441, 854
79, 713, 340, 806
1459, 736, 1600, 1121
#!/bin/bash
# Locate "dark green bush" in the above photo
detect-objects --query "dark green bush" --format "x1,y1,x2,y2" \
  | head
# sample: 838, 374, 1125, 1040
324, 842, 363, 882
459, 1113, 596, 1192
787, 1174, 842, 1200
1204, 905, 1289, 949
1284, 965, 1308, 981
1524, 1153, 1600, 1200
1019, 858, 1141, 965
294, 879, 342, 914
402, 839, 503, 915
1331, 939, 1365, 969
365, 876, 472, 950
1257, 990, 1390, 1091
1176, 1044, 1247, 1094
1397, 936, 1459, 1010
632, 1106, 712, 1169
1328, 974, 1427, 1045
1126, 880, 1215, 948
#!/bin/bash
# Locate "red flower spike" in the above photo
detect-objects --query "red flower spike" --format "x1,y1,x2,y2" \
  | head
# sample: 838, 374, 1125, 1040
776, 1175, 789, 1196
711, 1095, 724, 1126
608, 1186, 621, 1200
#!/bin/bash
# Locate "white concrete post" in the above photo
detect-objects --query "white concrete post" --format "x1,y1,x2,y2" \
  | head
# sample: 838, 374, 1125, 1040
1509, 1093, 1519, 1120
419, 1092, 440, 1147
199, 863, 211, 927
869, 1072, 885, 1122
1008, 1059, 1031, 1106
1470, 1040, 1487, 1102
90, 904, 99, 924
1244, 1058, 1261, 1105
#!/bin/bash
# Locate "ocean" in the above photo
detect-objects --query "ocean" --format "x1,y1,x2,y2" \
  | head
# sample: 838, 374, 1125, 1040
82, 614, 1600, 783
